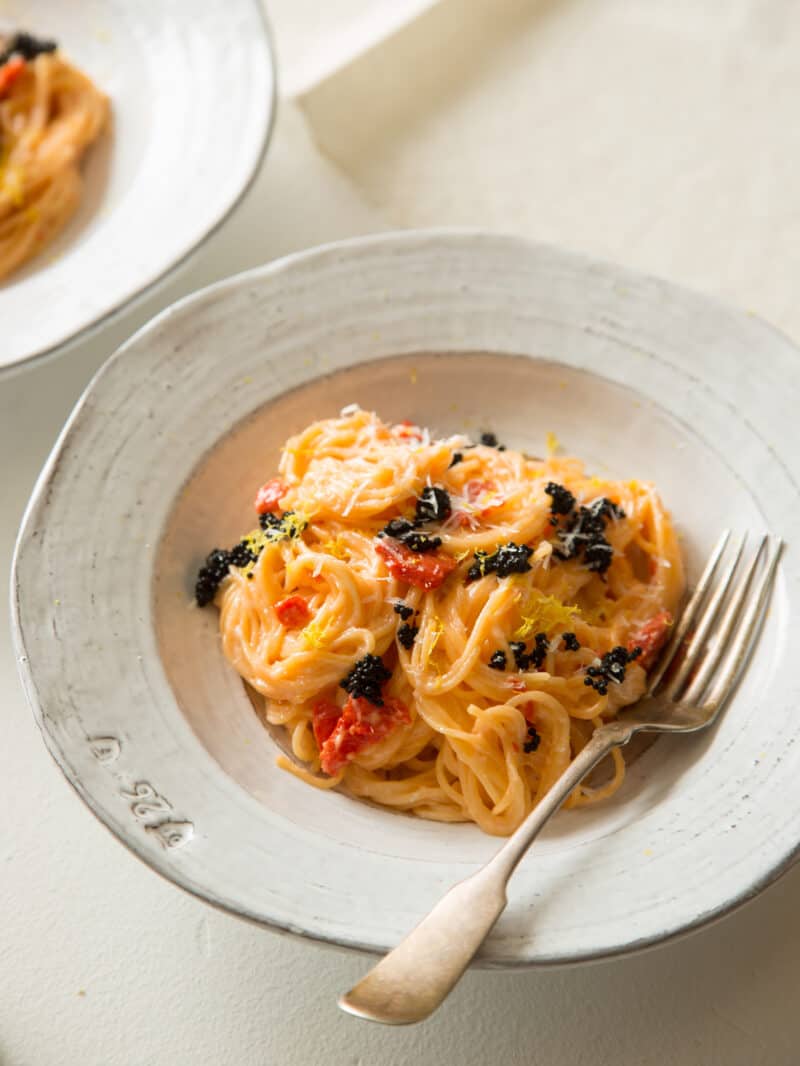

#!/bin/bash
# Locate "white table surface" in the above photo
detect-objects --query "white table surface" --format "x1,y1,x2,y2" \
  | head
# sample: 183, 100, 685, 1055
4, 4, 800, 1063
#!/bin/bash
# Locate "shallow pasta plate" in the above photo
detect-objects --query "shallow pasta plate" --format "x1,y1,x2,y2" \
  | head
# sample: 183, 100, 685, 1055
0, 0, 275, 373
11, 231, 800, 965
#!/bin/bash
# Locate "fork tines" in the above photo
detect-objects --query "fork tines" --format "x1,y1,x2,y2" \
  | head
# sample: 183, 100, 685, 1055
648, 531, 782, 709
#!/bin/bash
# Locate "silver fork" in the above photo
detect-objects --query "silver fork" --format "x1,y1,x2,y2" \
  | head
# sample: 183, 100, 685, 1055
339, 531, 782, 1025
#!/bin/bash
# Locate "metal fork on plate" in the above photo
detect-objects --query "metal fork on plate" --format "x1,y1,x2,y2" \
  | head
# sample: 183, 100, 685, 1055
339, 530, 782, 1025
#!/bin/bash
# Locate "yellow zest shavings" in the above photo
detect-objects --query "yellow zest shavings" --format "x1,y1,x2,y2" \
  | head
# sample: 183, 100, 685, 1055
454, 548, 471, 563
281, 511, 311, 539
627, 479, 639, 492
302, 618, 331, 649
322, 535, 349, 560
426, 617, 445, 668
545, 430, 560, 456
514, 591, 578, 640
241, 528, 270, 556
410, 368, 418, 384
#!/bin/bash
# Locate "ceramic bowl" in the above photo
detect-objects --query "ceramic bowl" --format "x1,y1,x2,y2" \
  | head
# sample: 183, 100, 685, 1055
0, 0, 275, 372
12, 232, 800, 964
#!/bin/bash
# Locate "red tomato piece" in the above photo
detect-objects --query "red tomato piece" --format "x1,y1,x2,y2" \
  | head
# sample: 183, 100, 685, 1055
320, 695, 410, 775
254, 478, 287, 514
274, 594, 311, 628
628, 610, 672, 669
395, 419, 423, 442
0, 56, 26, 97
375, 538, 457, 590
508, 677, 528, 692
312, 699, 341, 748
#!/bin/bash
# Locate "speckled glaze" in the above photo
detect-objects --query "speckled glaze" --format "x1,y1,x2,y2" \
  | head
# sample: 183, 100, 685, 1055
0, 0, 275, 372
11, 232, 800, 965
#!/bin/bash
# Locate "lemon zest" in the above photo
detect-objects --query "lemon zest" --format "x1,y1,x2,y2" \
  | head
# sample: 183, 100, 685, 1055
302, 618, 331, 649
514, 591, 579, 640
426, 617, 445, 668
322, 535, 349, 560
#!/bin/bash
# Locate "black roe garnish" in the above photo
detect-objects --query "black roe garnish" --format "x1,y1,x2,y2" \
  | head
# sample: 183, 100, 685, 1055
549, 494, 626, 575
379, 516, 441, 553
488, 650, 507, 671
382, 517, 415, 539
258, 510, 308, 540
509, 633, 549, 671
480, 432, 499, 447
397, 623, 419, 649
449, 452, 463, 468
467, 542, 533, 582
529, 632, 549, 670
195, 543, 257, 606
340, 654, 392, 706
544, 482, 576, 517
0, 32, 57, 65
415, 486, 452, 524
400, 530, 442, 553
393, 601, 414, 620
197, 512, 309, 606
523, 726, 541, 754
562, 632, 580, 652
510, 641, 528, 670
584, 645, 642, 695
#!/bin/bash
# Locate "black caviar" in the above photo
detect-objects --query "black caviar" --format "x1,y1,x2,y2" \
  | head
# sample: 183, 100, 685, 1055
449, 452, 463, 468
340, 654, 392, 706
380, 486, 453, 552
544, 486, 625, 576
523, 725, 541, 754
0, 32, 57, 65
544, 482, 576, 517
415, 486, 452, 524
397, 623, 419, 649
467, 542, 533, 581
480, 432, 505, 450
584, 645, 642, 695
488, 650, 507, 671
379, 518, 442, 553
562, 632, 580, 652
509, 641, 528, 670
258, 510, 308, 540
195, 542, 258, 606
393, 601, 414, 620
510, 632, 549, 672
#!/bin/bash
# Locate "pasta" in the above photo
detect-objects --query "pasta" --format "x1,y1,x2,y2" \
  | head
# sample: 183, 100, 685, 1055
0, 32, 108, 281
196, 408, 684, 836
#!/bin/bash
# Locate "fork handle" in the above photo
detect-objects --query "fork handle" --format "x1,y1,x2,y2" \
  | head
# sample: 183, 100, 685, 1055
339, 721, 633, 1025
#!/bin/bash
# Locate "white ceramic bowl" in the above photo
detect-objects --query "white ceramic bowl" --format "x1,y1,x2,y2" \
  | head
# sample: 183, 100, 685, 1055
12, 232, 800, 965
0, 0, 275, 372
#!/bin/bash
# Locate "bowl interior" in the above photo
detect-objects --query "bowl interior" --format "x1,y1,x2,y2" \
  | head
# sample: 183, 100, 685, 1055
153, 350, 779, 863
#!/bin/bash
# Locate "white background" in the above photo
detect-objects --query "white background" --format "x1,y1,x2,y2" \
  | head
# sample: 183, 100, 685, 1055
3, 2, 800, 1063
